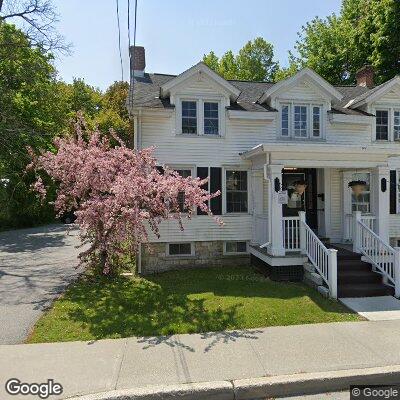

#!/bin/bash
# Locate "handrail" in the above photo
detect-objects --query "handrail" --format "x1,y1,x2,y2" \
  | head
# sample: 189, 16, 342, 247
355, 215, 397, 287
299, 211, 337, 299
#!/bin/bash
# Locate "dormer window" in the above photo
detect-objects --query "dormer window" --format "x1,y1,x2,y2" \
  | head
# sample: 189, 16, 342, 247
182, 101, 197, 134
294, 105, 307, 137
178, 99, 223, 136
280, 103, 323, 139
204, 102, 219, 135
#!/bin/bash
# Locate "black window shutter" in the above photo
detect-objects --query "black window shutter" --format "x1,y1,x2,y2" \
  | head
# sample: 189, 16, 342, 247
210, 167, 222, 215
197, 167, 209, 215
390, 170, 397, 214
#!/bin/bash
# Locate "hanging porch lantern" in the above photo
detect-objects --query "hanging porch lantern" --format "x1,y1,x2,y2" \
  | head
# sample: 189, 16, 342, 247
294, 180, 307, 195
348, 180, 367, 196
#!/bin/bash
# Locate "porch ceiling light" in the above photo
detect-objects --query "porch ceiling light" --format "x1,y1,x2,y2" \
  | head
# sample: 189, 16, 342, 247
348, 180, 367, 196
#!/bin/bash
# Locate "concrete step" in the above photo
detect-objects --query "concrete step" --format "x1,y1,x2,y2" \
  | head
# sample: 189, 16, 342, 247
303, 262, 316, 273
317, 285, 330, 298
310, 272, 324, 286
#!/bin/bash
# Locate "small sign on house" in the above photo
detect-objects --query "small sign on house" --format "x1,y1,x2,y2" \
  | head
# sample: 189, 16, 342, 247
278, 190, 288, 205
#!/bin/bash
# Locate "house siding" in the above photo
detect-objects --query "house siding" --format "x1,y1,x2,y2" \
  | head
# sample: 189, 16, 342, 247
135, 69, 400, 256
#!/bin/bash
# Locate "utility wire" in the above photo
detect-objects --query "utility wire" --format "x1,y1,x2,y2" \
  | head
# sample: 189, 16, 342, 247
127, 0, 131, 48
116, 0, 124, 81
130, 0, 138, 105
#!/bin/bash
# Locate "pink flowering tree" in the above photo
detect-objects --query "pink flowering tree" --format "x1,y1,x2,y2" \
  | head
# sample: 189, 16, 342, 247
28, 116, 221, 275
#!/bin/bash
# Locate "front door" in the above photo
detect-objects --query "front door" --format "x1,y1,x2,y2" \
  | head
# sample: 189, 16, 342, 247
282, 168, 318, 230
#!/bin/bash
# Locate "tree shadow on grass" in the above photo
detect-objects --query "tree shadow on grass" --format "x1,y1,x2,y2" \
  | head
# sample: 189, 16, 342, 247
66, 276, 241, 341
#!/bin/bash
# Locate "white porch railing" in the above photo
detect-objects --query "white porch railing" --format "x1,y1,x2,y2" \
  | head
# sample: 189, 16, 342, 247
299, 212, 338, 299
344, 213, 376, 242
282, 216, 300, 252
353, 211, 400, 296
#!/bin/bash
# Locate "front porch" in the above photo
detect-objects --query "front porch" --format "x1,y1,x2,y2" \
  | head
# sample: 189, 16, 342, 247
243, 143, 400, 299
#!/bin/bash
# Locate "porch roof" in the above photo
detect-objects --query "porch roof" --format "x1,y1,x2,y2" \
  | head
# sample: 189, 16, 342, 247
240, 143, 400, 168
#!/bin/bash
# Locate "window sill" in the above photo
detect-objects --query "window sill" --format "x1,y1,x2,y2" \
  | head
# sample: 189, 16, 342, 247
165, 254, 196, 258
176, 133, 224, 139
278, 136, 326, 142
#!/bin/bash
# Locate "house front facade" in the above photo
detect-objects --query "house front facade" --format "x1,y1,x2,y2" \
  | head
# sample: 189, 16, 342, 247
128, 46, 400, 297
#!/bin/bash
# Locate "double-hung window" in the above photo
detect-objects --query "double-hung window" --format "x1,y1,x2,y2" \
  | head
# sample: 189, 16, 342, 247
204, 102, 219, 135
281, 104, 289, 136
394, 111, 400, 141
226, 170, 248, 213
182, 101, 197, 134
281, 104, 322, 139
294, 105, 308, 137
312, 106, 321, 137
376, 110, 389, 140
180, 99, 221, 135
175, 169, 192, 212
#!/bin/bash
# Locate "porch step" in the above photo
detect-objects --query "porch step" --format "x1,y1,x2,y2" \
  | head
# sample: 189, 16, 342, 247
339, 283, 395, 298
338, 270, 382, 285
337, 259, 373, 272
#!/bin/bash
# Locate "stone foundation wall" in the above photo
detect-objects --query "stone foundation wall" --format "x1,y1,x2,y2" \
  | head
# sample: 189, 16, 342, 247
141, 241, 250, 274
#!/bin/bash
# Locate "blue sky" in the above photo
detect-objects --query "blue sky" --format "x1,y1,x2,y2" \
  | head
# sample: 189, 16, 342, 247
53, 0, 342, 90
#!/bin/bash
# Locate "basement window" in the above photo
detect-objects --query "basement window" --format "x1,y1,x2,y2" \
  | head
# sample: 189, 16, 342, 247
224, 241, 248, 254
167, 243, 193, 256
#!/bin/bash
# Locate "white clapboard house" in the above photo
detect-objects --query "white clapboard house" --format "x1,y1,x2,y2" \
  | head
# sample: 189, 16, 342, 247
128, 46, 400, 299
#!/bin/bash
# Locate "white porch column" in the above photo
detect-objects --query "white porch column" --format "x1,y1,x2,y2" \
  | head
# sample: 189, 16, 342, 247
251, 170, 265, 245
372, 166, 390, 243
266, 164, 285, 256
342, 170, 354, 242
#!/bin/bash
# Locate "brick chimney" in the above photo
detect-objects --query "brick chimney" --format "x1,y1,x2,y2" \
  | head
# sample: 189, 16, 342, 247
356, 65, 374, 88
130, 46, 146, 77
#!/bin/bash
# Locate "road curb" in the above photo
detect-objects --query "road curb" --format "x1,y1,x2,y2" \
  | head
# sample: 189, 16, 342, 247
234, 365, 400, 399
68, 381, 234, 400
69, 365, 400, 400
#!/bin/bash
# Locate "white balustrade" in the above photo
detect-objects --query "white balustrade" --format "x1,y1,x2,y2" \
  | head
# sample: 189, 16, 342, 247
299, 211, 337, 299
282, 216, 300, 252
353, 211, 399, 296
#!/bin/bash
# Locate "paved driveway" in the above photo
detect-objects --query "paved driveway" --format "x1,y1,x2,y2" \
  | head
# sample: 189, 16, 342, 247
0, 224, 81, 344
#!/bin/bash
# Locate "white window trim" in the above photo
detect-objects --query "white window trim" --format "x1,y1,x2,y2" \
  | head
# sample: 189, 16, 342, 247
278, 102, 325, 140
396, 169, 400, 214
223, 167, 250, 215
166, 242, 195, 257
373, 107, 390, 141
176, 95, 225, 137
371, 107, 400, 142
394, 109, 400, 142
223, 241, 249, 255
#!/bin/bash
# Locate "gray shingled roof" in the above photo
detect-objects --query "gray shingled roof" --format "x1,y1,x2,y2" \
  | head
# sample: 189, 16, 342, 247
130, 72, 376, 116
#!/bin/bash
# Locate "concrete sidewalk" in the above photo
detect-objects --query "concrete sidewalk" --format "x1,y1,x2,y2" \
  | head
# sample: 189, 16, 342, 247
2, 320, 400, 399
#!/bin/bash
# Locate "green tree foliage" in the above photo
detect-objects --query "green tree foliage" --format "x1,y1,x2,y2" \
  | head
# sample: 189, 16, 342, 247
95, 81, 133, 146
0, 24, 131, 229
0, 22, 66, 229
203, 37, 279, 81
283, 0, 400, 84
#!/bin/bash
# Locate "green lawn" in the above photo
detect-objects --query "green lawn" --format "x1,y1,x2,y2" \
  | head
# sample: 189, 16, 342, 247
28, 266, 360, 343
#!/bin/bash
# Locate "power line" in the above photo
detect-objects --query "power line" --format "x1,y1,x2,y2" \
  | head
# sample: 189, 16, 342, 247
115, 0, 124, 81
127, 0, 131, 48
133, 0, 138, 53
